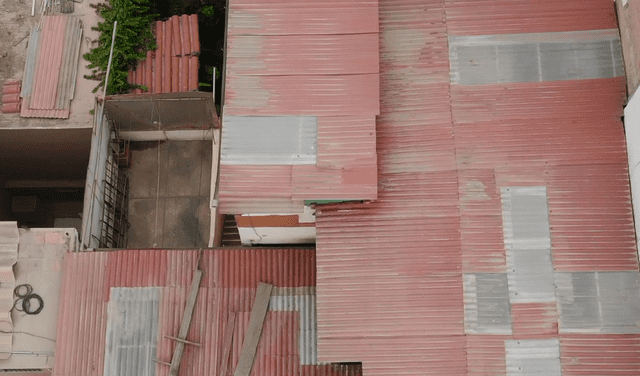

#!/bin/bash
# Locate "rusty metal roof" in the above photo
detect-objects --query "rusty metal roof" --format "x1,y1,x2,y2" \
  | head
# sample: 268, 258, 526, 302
20, 15, 83, 119
128, 15, 200, 94
219, 0, 379, 214
54, 248, 361, 376
1, 80, 21, 114
314, 0, 640, 374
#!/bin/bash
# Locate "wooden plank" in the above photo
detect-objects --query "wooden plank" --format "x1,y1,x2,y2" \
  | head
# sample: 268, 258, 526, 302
165, 334, 202, 347
233, 283, 273, 376
219, 312, 237, 376
168, 269, 203, 376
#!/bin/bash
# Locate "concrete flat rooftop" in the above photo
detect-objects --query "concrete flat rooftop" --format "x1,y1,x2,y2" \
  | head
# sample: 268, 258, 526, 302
126, 140, 211, 248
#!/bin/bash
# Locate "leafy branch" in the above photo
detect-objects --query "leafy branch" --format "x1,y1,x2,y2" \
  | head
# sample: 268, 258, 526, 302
83, 0, 157, 95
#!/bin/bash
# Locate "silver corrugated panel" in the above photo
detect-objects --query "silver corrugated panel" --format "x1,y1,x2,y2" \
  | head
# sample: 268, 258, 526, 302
463, 273, 512, 334
21, 25, 40, 99
505, 339, 561, 376
221, 116, 317, 165
269, 292, 317, 365
501, 187, 555, 303
555, 271, 640, 334
450, 29, 624, 85
103, 287, 160, 376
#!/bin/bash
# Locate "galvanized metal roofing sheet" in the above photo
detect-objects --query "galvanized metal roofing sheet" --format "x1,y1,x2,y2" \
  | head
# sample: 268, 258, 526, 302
444, 0, 618, 35
128, 15, 199, 94
55, 248, 357, 376
20, 15, 83, 119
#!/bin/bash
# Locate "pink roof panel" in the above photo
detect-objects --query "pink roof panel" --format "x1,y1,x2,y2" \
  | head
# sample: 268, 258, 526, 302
128, 15, 200, 94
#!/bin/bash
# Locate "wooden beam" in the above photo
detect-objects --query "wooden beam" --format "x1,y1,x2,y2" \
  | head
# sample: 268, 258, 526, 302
233, 283, 273, 376
165, 334, 202, 347
168, 269, 203, 376
219, 312, 236, 376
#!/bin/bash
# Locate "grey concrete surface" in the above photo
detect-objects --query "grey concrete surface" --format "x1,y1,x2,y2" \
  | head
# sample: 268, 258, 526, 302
126, 140, 211, 248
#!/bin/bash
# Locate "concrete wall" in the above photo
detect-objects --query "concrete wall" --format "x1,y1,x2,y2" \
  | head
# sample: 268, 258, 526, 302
625, 90, 640, 251
617, 0, 640, 97
0, 176, 14, 221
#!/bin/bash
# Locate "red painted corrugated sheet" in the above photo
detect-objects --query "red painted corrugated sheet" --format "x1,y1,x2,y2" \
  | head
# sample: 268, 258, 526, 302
511, 302, 558, 339
315, 1, 638, 376
444, 0, 618, 35
560, 335, 640, 375
128, 15, 199, 93
546, 164, 638, 271
466, 336, 507, 376
54, 248, 349, 376
227, 0, 378, 36
219, 0, 379, 214
315, 1, 465, 372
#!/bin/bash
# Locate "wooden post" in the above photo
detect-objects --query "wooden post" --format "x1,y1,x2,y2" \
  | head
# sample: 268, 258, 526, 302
168, 269, 203, 376
233, 283, 273, 376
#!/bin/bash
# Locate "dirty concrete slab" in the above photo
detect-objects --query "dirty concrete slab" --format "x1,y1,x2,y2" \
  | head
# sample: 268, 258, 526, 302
125, 140, 211, 248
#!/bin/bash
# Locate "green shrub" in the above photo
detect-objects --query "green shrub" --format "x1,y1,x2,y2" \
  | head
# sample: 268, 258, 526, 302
84, 0, 157, 95
201, 5, 215, 17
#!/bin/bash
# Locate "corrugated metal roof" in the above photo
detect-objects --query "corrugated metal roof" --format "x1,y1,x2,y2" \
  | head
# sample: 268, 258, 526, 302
559, 334, 640, 375
219, 0, 379, 214
444, 0, 618, 35
128, 15, 199, 94
0, 222, 18, 360
314, 0, 640, 374
54, 249, 360, 376
20, 15, 83, 119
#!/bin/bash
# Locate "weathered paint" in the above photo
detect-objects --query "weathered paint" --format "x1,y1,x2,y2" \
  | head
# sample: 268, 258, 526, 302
444, 0, 618, 35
